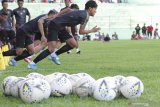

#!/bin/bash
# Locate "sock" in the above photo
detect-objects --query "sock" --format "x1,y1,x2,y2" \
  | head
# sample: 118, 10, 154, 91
56, 44, 73, 56
2, 49, 17, 56
33, 49, 51, 64
14, 50, 32, 61
76, 48, 80, 52
50, 48, 58, 57
68, 50, 72, 53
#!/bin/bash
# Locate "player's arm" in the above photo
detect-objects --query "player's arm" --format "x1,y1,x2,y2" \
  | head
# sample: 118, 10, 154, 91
57, 8, 73, 16
49, 8, 73, 21
26, 9, 31, 22
11, 10, 15, 30
66, 27, 73, 37
79, 24, 100, 35
38, 15, 47, 42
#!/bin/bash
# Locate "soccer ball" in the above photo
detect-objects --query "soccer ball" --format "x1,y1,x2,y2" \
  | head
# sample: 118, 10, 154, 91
2, 76, 17, 96
114, 75, 126, 88
93, 78, 117, 101
44, 74, 57, 84
19, 78, 50, 103
10, 77, 27, 97
68, 74, 82, 92
40, 79, 51, 99
75, 76, 95, 97
26, 72, 44, 79
56, 73, 70, 79
44, 72, 70, 84
120, 76, 144, 99
50, 76, 72, 97
113, 75, 126, 97
76, 72, 92, 78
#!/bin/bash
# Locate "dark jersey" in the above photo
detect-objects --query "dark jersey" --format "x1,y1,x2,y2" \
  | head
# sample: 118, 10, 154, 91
60, 6, 68, 11
21, 14, 47, 35
13, 7, 30, 27
52, 10, 89, 28
0, 9, 13, 30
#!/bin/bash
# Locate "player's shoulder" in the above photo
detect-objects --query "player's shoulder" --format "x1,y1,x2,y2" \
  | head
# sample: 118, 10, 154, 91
7, 9, 13, 12
23, 7, 29, 11
13, 8, 18, 12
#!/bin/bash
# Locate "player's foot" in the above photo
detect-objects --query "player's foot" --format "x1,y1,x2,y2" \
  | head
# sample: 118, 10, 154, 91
27, 62, 37, 70
51, 56, 61, 65
9, 59, 16, 66
76, 51, 81, 54
67, 50, 71, 54
48, 55, 52, 60
48, 55, 59, 60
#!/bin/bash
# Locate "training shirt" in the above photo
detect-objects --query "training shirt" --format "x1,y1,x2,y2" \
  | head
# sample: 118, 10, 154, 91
0, 9, 14, 30
13, 7, 30, 27
52, 10, 89, 28
21, 14, 48, 35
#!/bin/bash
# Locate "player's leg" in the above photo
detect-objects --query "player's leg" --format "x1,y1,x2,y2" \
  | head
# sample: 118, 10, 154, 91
28, 22, 59, 69
50, 30, 76, 64
9, 35, 34, 66
51, 32, 78, 65
74, 35, 80, 54
3, 29, 26, 55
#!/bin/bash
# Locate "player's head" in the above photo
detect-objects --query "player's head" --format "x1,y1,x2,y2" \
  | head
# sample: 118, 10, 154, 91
48, 9, 58, 18
70, 4, 79, 10
85, 0, 97, 16
0, 11, 8, 21
64, 0, 71, 7
1, 0, 8, 10
17, 0, 24, 8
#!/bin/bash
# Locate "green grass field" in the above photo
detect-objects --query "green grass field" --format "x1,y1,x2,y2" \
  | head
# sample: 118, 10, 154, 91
0, 40, 160, 107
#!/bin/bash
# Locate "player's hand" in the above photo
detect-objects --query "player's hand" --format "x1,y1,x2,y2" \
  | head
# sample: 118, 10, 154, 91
91, 26, 101, 33
41, 36, 47, 43
12, 27, 16, 31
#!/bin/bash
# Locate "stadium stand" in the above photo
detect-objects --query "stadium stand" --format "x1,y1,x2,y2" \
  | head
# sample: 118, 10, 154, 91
2, 2, 160, 39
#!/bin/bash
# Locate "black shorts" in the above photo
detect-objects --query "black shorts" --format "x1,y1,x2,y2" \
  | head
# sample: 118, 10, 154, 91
34, 32, 42, 41
47, 21, 60, 42
16, 29, 33, 48
58, 29, 73, 43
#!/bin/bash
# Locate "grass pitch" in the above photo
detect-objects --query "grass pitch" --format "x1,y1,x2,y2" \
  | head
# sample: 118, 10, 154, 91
0, 40, 160, 107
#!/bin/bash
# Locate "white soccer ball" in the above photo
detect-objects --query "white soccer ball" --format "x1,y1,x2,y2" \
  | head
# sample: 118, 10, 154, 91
19, 78, 49, 103
44, 74, 57, 84
50, 76, 72, 97
44, 72, 70, 84
40, 79, 51, 99
10, 77, 27, 97
75, 76, 95, 97
1, 76, 17, 96
120, 76, 144, 99
68, 74, 82, 91
114, 75, 126, 88
26, 72, 44, 79
56, 73, 70, 79
93, 78, 117, 101
76, 72, 91, 78
114, 75, 126, 97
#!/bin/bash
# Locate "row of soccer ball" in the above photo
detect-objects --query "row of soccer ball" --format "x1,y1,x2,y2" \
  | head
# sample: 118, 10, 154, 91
1, 72, 144, 103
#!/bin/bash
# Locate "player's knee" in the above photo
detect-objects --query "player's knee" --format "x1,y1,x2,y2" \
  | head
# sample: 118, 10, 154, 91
28, 50, 34, 55
48, 47, 54, 53
16, 49, 23, 55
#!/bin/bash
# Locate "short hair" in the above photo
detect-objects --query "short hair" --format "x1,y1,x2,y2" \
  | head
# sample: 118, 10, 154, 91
48, 9, 58, 15
85, 0, 97, 10
70, 4, 79, 10
1, 0, 8, 4
17, 0, 24, 2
